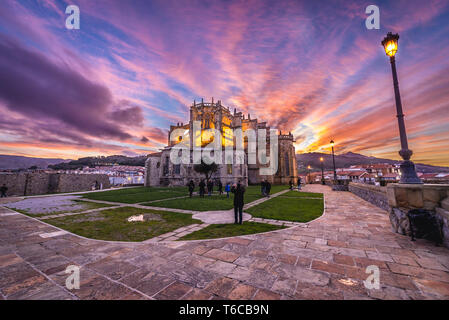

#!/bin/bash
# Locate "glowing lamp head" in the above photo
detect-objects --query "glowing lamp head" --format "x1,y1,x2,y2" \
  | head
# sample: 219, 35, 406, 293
381, 32, 399, 57
307, 165, 311, 169
330, 140, 335, 147
320, 157, 324, 162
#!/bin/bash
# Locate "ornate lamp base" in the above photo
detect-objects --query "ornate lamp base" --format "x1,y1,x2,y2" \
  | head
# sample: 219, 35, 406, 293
399, 160, 423, 184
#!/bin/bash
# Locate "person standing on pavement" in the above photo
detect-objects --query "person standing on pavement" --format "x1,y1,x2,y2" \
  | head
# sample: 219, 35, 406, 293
0, 184, 8, 198
231, 181, 245, 224
218, 180, 223, 195
265, 180, 271, 197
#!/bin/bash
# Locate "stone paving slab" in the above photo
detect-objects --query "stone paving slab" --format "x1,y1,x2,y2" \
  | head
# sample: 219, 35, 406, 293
38, 205, 122, 220
192, 210, 252, 224
4, 195, 89, 215
1, 185, 449, 300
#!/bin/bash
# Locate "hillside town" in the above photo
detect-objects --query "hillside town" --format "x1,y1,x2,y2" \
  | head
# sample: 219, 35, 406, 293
302, 163, 449, 185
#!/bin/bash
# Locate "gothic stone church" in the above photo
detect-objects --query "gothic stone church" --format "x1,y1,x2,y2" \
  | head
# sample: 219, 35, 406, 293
145, 99, 297, 186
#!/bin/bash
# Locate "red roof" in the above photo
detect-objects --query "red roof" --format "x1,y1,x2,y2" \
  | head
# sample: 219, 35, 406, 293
382, 173, 399, 178
360, 173, 377, 178
349, 171, 365, 176
358, 163, 396, 169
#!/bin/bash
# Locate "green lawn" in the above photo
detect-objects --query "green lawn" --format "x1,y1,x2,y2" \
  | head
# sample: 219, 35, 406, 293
45, 206, 202, 241
146, 195, 234, 211
82, 186, 187, 203
143, 185, 290, 211
246, 196, 324, 222
179, 222, 285, 240
277, 191, 323, 198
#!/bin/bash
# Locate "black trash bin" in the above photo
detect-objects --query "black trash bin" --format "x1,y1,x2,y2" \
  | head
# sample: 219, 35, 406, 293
407, 209, 443, 245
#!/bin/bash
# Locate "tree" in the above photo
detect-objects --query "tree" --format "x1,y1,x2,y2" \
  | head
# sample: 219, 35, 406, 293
193, 160, 218, 180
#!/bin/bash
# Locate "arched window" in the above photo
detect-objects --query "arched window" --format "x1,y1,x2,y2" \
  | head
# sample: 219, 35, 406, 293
285, 152, 290, 176
227, 156, 233, 175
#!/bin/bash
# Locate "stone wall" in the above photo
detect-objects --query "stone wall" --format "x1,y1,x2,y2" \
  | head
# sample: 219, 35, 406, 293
348, 182, 389, 212
0, 173, 27, 196
0, 173, 111, 196
387, 183, 449, 248
55, 174, 110, 193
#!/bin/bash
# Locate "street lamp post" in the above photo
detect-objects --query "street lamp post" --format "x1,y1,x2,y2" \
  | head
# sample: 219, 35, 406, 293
381, 32, 422, 184
307, 165, 311, 184
330, 140, 337, 183
320, 157, 325, 185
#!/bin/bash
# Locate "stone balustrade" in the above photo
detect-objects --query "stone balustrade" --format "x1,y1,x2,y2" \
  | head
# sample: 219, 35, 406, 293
387, 183, 449, 248
348, 182, 389, 211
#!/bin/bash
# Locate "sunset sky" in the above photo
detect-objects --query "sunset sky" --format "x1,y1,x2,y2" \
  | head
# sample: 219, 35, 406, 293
0, 0, 448, 165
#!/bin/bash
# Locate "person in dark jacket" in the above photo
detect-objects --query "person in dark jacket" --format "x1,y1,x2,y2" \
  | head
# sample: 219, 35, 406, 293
231, 181, 246, 224
188, 180, 195, 197
297, 177, 302, 190
261, 180, 266, 196
217, 180, 223, 195
289, 180, 293, 190
207, 180, 214, 196
199, 179, 206, 197
265, 180, 271, 197
0, 184, 7, 198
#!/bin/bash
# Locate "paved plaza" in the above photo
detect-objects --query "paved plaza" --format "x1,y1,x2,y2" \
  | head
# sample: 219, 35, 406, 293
1, 185, 449, 300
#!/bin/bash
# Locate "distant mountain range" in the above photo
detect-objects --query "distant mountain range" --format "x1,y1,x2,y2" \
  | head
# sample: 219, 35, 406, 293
0, 155, 72, 170
296, 152, 449, 174
47, 155, 147, 170
1, 153, 448, 174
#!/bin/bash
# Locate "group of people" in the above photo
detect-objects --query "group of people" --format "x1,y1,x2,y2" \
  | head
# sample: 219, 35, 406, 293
188, 179, 233, 198
289, 177, 302, 190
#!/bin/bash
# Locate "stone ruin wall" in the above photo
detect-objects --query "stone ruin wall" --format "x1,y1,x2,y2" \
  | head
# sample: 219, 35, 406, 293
0, 173, 111, 196
0, 173, 28, 196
